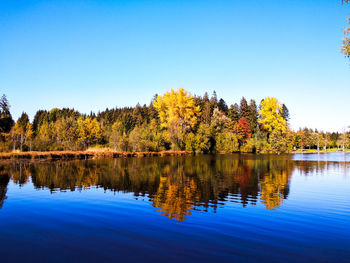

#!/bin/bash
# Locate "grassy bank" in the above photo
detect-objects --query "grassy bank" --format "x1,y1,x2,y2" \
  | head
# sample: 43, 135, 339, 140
0, 150, 190, 161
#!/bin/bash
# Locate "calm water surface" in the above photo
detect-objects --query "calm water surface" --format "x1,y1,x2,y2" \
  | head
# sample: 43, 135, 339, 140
0, 154, 349, 262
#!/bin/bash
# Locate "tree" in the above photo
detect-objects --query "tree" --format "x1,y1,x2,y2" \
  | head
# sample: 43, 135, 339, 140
33, 110, 48, 135
201, 101, 211, 125
55, 117, 78, 149
217, 98, 228, 114
259, 97, 287, 135
36, 121, 55, 150
342, 0, 350, 57
77, 117, 102, 148
228, 103, 239, 122
25, 123, 34, 151
239, 97, 250, 119
281, 104, 290, 123
154, 88, 200, 149
269, 130, 290, 153
248, 99, 258, 131
185, 123, 211, 153
233, 117, 251, 144
11, 112, 30, 151
109, 121, 124, 151
203, 92, 209, 101
0, 94, 14, 133
129, 126, 143, 152
216, 131, 239, 153
258, 97, 289, 153
129, 120, 167, 152
210, 108, 231, 143
133, 103, 145, 126
195, 123, 211, 153
210, 91, 218, 106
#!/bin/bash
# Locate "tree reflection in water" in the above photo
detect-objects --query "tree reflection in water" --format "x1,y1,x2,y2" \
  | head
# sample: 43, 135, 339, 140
0, 155, 344, 220
0, 165, 9, 209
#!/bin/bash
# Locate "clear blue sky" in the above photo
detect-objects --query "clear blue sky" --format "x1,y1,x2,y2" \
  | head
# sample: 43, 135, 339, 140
1, 0, 350, 132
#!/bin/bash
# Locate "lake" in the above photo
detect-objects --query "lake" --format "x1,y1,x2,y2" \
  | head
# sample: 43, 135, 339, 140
0, 154, 349, 262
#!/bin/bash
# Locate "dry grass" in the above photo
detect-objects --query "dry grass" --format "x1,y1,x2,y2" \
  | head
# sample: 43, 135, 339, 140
0, 150, 189, 161
86, 147, 114, 152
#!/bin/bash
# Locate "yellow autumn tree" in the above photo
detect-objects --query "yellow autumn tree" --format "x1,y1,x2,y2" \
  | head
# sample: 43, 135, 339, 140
77, 117, 102, 148
259, 97, 287, 134
154, 88, 200, 149
25, 123, 34, 151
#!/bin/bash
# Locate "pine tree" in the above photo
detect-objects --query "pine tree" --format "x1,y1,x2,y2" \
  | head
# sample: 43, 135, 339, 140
210, 91, 218, 107
228, 103, 239, 122
0, 94, 14, 133
248, 99, 258, 131
239, 97, 250, 119
203, 92, 209, 102
217, 98, 228, 114
281, 104, 290, 123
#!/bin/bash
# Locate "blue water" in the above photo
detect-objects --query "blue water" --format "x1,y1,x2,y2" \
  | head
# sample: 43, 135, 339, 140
0, 154, 349, 262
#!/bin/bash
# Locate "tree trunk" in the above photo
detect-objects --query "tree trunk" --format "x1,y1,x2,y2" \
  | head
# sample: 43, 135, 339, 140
20, 134, 23, 152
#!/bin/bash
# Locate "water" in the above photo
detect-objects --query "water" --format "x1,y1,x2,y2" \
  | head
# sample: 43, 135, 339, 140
0, 154, 349, 262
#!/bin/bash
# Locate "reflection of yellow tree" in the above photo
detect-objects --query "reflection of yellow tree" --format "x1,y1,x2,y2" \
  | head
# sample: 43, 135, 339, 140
11, 163, 31, 185
152, 176, 200, 221
260, 170, 290, 210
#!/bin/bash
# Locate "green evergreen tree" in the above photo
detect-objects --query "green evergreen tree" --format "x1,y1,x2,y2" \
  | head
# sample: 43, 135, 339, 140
248, 99, 258, 131
0, 94, 14, 133
228, 103, 239, 122
217, 98, 228, 114
239, 97, 250, 119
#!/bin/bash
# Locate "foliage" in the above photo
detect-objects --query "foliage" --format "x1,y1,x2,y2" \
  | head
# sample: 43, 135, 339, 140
154, 88, 200, 149
233, 117, 251, 144
342, 0, 350, 58
0, 95, 14, 134
248, 99, 258, 131
0, 89, 345, 154
77, 117, 103, 148
228, 103, 239, 122
185, 123, 211, 153
154, 88, 200, 131
216, 131, 239, 153
254, 133, 269, 154
259, 97, 287, 135
109, 121, 124, 151
210, 108, 230, 134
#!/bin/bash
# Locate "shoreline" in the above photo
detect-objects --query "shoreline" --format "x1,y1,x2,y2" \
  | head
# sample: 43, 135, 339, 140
0, 150, 348, 162
0, 150, 190, 161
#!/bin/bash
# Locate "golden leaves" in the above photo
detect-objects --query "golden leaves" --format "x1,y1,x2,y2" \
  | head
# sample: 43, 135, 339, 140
154, 88, 200, 132
259, 97, 287, 134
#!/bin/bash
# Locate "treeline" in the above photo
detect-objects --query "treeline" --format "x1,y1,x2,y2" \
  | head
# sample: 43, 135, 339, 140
0, 89, 348, 153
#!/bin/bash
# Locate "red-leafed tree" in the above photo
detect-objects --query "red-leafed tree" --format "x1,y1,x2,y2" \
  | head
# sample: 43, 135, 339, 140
229, 117, 251, 143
